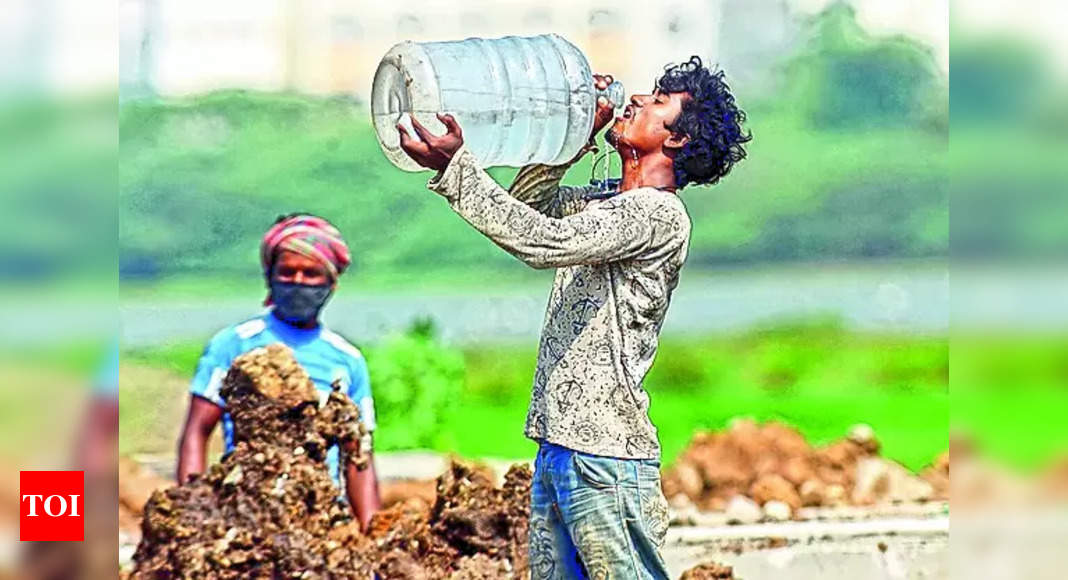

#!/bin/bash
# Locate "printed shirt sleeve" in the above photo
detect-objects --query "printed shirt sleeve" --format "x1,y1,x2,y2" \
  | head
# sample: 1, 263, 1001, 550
507, 144, 596, 218
429, 147, 683, 270
348, 356, 376, 432
189, 330, 237, 408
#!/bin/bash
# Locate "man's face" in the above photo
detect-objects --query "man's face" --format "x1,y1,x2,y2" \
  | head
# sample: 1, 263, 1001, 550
271, 250, 331, 287
606, 89, 690, 154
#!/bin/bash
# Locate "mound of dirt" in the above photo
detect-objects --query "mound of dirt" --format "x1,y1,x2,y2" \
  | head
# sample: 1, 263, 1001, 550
680, 561, 736, 579
663, 419, 946, 516
365, 459, 531, 578
129, 343, 532, 579
130, 344, 375, 578
920, 450, 950, 499
380, 478, 437, 509
1041, 456, 1068, 500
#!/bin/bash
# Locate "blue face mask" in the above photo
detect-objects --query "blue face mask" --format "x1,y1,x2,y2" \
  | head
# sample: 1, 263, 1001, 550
269, 281, 332, 324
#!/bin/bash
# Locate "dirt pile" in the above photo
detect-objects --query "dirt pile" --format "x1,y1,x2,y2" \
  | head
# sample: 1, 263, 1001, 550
948, 438, 1068, 507
1041, 456, 1068, 500
129, 344, 532, 579
663, 419, 945, 516
920, 450, 950, 499
130, 344, 374, 578
369, 460, 531, 578
679, 561, 736, 579
380, 478, 438, 508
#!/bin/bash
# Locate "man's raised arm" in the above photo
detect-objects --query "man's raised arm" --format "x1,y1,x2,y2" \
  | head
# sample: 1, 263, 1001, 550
428, 147, 685, 270
507, 145, 596, 218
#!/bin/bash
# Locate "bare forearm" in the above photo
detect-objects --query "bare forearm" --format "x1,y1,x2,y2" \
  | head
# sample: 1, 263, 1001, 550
346, 460, 380, 531
176, 432, 207, 483
177, 397, 223, 484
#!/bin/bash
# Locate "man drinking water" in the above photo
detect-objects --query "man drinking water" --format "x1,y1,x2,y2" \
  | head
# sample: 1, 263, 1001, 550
398, 57, 750, 578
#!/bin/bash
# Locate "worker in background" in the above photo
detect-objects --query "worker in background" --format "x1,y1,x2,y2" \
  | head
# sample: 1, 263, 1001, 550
176, 214, 381, 530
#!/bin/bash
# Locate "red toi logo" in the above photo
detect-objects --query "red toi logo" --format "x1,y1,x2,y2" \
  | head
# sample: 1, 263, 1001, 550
20, 471, 84, 541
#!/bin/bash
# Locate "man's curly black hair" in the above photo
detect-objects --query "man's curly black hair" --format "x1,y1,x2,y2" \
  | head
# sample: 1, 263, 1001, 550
655, 56, 751, 188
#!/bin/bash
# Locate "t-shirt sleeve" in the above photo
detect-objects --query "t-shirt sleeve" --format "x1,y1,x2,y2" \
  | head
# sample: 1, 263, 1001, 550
189, 330, 236, 408
348, 356, 376, 432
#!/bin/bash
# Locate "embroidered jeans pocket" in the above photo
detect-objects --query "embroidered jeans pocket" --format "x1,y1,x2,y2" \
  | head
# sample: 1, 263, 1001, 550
641, 487, 671, 548
571, 452, 619, 489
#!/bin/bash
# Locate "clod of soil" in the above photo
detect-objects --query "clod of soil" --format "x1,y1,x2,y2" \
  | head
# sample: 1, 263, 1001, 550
680, 561, 736, 579
129, 343, 532, 579
130, 344, 375, 578
367, 460, 532, 579
749, 473, 801, 512
921, 450, 950, 499
663, 419, 945, 513
380, 479, 437, 509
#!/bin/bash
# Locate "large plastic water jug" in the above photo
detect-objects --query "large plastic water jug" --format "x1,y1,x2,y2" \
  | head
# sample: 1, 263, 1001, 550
371, 34, 624, 172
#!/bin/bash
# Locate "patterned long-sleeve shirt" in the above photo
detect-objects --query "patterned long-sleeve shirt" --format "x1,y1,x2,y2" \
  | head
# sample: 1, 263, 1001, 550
428, 147, 691, 459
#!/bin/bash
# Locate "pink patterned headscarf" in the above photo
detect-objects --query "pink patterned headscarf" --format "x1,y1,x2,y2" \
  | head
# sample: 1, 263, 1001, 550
261, 215, 351, 281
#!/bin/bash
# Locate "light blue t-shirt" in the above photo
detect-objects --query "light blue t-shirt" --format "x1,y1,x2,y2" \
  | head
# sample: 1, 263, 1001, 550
189, 311, 375, 482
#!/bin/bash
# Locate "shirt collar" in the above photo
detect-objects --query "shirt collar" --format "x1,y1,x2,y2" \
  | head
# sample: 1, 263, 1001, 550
265, 309, 323, 345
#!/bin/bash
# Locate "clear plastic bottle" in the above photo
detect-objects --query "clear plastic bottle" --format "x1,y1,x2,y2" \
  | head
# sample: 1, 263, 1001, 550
371, 34, 624, 172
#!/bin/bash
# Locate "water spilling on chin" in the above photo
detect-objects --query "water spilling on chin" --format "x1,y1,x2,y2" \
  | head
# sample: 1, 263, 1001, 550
606, 126, 620, 149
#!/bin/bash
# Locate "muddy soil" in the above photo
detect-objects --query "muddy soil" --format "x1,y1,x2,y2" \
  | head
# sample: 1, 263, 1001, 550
663, 419, 947, 515
130, 344, 374, 578
129, 344, 531, 579
920, 450, 950, 499
368, 459, 531, 579
679, 562, 736, 579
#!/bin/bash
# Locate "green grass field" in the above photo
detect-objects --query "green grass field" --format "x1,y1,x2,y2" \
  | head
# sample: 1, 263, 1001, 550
121, 320, 952, 471
118, 319, 1068, 475
453, 321, 949, 470
951, 334, 1068, 471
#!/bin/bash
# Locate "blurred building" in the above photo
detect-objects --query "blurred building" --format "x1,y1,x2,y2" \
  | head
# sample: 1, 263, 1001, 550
3, 0, 117, 95
120, 0, 725, 100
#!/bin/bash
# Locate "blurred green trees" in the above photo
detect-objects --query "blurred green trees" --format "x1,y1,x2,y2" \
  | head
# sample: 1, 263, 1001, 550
361, 319, 464, 450
119, 3, 954, 282
950, 36, 1048, 124
782, 2, 945, 130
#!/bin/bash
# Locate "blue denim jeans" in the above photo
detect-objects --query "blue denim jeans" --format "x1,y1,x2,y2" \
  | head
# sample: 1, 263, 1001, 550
529, 442, 671, 579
